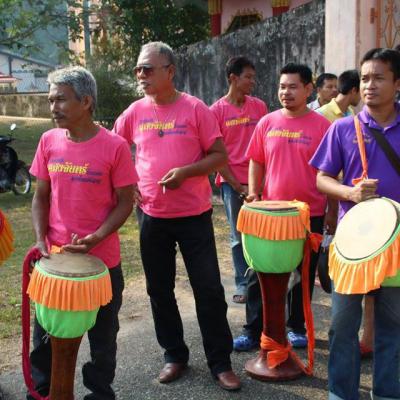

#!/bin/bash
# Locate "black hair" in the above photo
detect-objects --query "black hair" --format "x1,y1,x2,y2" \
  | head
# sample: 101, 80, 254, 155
361, 48, 400, 80
338, 69, 360, 94
226, 56, 255, 79
280, 63, 313, 85
315, 73, 337, 88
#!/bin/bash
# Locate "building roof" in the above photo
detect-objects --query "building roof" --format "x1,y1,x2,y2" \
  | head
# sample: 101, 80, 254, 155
0, 72, 20, 84
0, 48, 57, 69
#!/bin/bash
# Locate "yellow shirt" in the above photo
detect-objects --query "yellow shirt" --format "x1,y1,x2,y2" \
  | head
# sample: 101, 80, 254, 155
317, 98, 354, 123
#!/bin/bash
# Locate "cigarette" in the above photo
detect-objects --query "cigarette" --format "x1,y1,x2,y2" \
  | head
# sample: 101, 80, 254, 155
162, 185, 166, 194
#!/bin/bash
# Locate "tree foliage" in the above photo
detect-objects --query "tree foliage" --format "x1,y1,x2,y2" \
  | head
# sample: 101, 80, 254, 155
85, 0, 209, 121
93, 0, 209, 65
0, 0, 82, 54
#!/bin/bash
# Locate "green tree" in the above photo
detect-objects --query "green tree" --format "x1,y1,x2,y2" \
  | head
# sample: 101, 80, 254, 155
85, 1, 209, 122
0, 0, 83, 54
92, 0, 209, 64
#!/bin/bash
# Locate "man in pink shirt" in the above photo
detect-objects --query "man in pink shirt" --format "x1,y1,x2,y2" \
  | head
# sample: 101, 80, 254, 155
210, 56, 268, 305
234, 63, 332, 351
28, 66, 138, 400
113, 41, 241, 391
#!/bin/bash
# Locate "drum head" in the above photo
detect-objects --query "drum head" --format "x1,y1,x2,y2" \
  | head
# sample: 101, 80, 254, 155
38, 253, 106, 277
246, 200, 297, 212
335, 198, 399, 260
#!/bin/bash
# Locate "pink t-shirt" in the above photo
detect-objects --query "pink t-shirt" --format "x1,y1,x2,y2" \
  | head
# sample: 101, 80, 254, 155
30, 127, 138, 268
246, 109, 330, 216
113, 93, 222, 218
210, 95, 268, 185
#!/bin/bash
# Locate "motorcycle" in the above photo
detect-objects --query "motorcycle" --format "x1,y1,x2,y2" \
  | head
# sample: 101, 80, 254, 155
0, 123, 31, 195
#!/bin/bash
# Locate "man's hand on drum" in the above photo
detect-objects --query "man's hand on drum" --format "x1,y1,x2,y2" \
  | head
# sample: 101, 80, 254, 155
349, 179, 379, 203
62, 233, 101, 253
34, 240, 50, 258
31, 240, 49, 271
158, 167, 187, 190
245, 193, 261, 203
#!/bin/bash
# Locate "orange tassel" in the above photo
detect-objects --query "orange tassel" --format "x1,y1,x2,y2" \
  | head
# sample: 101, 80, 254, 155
0, 209, 14, 265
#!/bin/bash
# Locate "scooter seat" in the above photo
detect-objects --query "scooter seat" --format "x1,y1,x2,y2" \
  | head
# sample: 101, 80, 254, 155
0, 136, 12, 144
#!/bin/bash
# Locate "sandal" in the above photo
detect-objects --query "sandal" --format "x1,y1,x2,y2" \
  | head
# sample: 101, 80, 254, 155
360, 342, 373, 359
232, 294, 246, 304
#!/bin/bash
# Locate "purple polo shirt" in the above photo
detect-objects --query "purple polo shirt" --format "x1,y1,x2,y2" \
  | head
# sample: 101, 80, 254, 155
310, 104, 400, 220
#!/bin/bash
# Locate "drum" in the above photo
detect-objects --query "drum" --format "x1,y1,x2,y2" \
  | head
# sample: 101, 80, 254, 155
27, 252, 112, 400
0, 209, 14, 265
329, 197, 400, 294
237, 200, 316, 381
238, 200, 309, 273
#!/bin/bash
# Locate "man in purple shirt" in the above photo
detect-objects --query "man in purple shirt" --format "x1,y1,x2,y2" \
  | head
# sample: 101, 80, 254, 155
310, 48, 400, 400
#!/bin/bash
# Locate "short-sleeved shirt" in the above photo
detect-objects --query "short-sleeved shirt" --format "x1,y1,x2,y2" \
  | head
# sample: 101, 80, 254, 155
210, 95, 268, 185
317, 98, 354, 123
30, 127, 138, 268
246, 109, 330, 216
307, 98, 322, 110
113, 92, 222, 218
310, 105, 400, 220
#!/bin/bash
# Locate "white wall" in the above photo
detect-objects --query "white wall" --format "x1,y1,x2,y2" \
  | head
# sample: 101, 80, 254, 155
325, 0, 377, 74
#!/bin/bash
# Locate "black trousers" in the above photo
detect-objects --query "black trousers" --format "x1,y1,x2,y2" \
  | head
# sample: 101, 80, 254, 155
27, 265, 124, 400
243, 216, 324, 338
137, 208, 233, 376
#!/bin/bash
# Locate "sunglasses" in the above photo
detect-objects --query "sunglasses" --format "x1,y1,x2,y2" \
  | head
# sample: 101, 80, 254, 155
133, 64, 171, 76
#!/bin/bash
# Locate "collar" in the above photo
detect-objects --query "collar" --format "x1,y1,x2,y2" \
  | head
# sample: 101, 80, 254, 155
358, 103, 400, 131
327, 98, 343, 116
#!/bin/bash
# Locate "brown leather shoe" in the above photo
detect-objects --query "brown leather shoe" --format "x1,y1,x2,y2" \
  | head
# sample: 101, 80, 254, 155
215, 370, 241, 391
158, 362, 188, 383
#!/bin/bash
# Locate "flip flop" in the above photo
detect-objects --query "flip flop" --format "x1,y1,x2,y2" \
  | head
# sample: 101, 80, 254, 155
360, 342, 373, 359
232, 294, 246, 304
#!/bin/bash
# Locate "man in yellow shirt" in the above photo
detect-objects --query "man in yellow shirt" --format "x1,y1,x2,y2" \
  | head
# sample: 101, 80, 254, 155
317, 70, 360, 122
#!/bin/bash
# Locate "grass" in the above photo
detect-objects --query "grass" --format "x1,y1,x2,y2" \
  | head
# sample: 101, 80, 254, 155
0, 118, 229, 341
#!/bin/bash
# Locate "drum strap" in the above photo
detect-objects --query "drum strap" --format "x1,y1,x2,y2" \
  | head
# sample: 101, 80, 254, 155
353, 114, 400, 183
352, 115, 369, 185
260, 233, 322, 375
22, 247, 49, 400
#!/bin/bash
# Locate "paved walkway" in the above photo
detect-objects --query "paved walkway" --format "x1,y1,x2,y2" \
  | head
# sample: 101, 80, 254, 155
0, 267, 373, 399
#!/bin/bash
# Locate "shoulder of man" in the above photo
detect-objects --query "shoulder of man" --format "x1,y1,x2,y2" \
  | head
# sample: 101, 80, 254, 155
99, 126, 130, 145
210, 96, 225, 108
39, 127, 64, 142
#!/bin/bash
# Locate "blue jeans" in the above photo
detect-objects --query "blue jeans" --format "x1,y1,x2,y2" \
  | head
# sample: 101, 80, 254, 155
329, 287, 400, 400
220, 182, 248, 296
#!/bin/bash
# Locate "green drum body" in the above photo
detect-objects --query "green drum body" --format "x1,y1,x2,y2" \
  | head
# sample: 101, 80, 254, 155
382, 271, 400, 286
242, 235, 304, 273
27, 253, 112, 339
35, 304, 98, 339
330, 197, 400, 294
237, 201, 308, 274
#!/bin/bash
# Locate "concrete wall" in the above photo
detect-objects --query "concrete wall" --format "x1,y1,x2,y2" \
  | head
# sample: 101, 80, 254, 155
325, 0, 377, 74
176, 0, 325, 110
0, 94, 50, 118
221, 0, 312, 33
